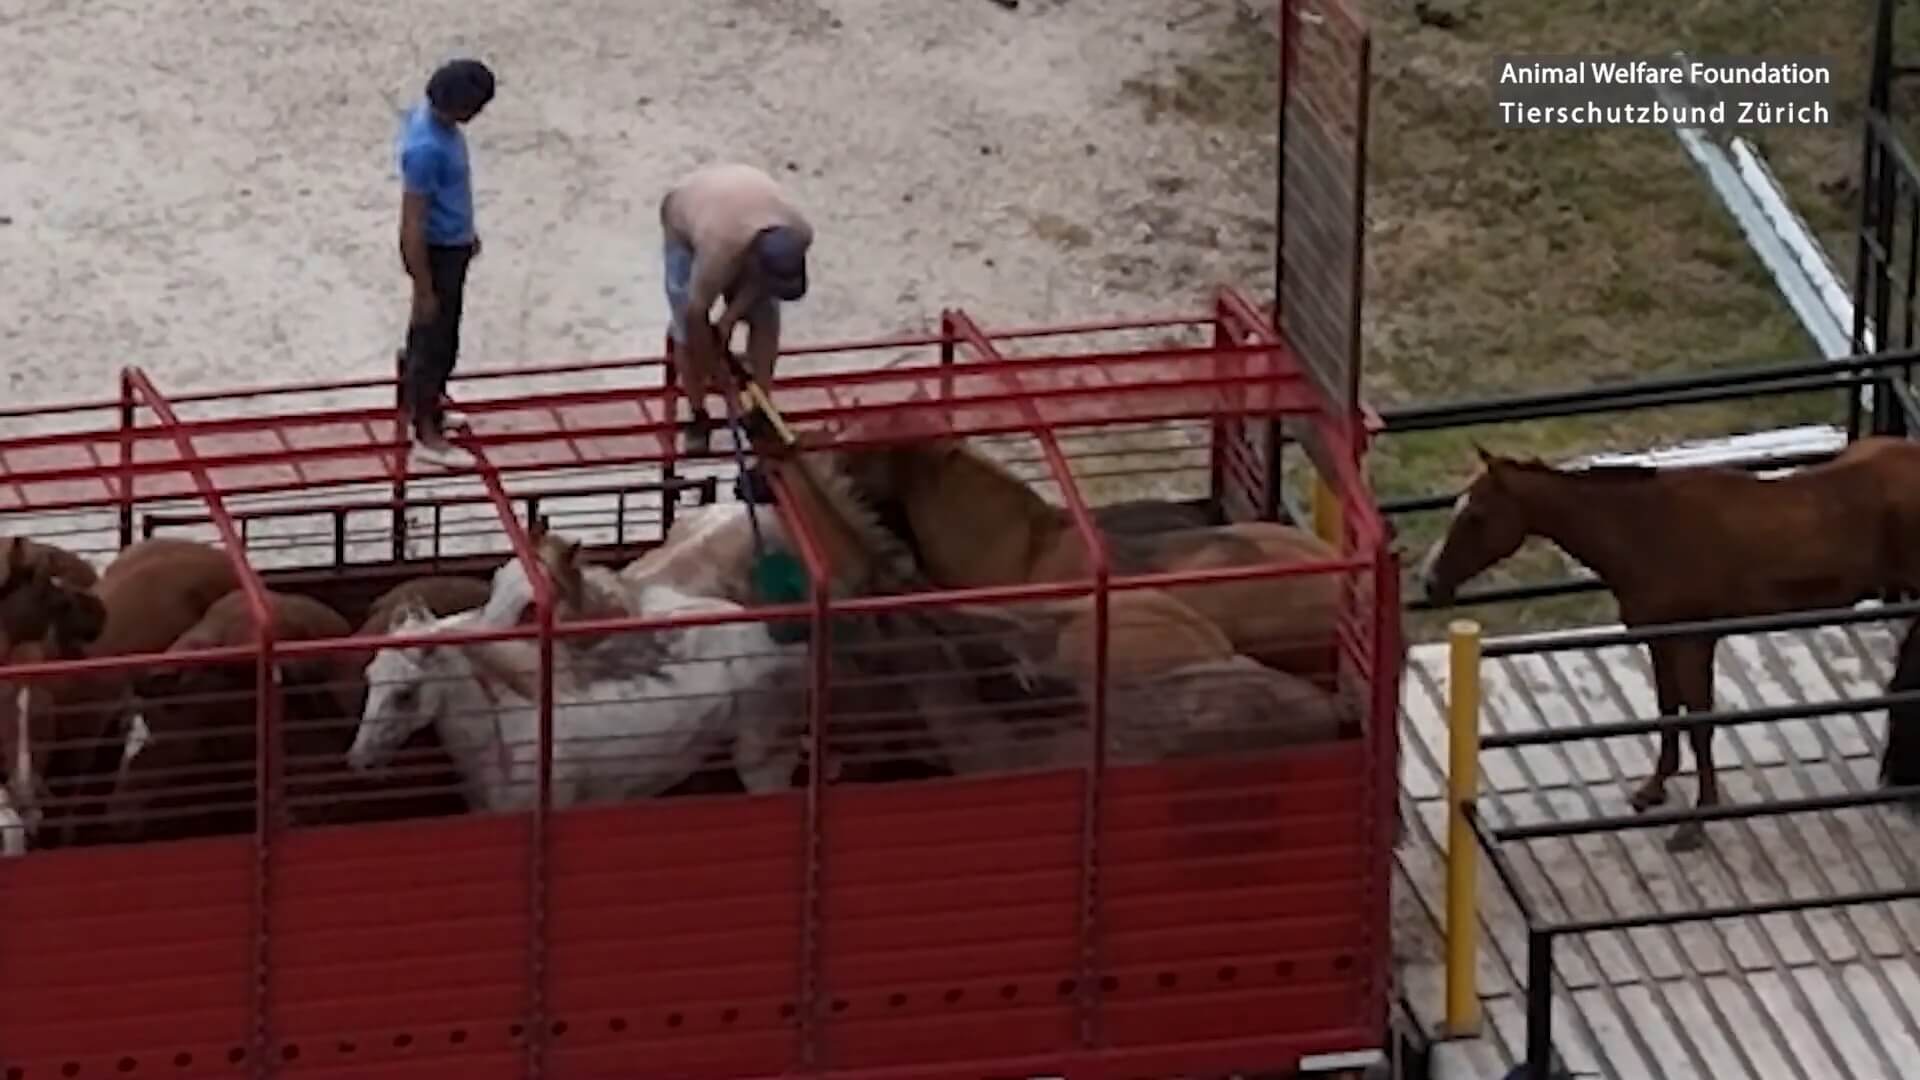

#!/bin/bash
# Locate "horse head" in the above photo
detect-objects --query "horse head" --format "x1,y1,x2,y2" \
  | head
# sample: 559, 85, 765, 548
1419, 446, 1537, 604
480, 522, 562, 630
349, 600, 453, 772
832, 388, 961, 501
0, 539, 106, 655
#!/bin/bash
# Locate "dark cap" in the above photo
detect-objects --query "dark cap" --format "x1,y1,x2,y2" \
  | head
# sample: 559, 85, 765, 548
427, 59, 497, 117
752, 225, 810, 302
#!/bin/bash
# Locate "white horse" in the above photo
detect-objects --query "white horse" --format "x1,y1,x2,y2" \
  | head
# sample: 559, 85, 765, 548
619, 501, 788, 604
0, 683, 46, 854
350, 588, 806, 810
0, 688, 29, 856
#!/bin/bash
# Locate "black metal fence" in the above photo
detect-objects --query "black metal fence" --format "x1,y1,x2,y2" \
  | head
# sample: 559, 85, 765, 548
1369, 349, 1920, 613
1463, 600, 1920, 1079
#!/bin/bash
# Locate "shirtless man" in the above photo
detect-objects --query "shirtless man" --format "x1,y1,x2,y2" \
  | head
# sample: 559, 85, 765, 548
660, 162, 812, 453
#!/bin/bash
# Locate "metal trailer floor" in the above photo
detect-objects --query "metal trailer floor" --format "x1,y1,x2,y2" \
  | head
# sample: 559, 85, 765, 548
1393, 617, 1920, 1080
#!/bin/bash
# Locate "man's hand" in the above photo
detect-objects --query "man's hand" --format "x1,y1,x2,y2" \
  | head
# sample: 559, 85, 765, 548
471, 235, 483, 259
411, 283, 439, 326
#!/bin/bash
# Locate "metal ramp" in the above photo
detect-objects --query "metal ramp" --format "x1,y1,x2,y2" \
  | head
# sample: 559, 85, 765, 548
1394, 620, 1920, 1079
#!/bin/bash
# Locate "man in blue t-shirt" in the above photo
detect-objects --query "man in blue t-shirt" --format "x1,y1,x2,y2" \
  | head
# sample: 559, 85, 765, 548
395, 58, 495, 468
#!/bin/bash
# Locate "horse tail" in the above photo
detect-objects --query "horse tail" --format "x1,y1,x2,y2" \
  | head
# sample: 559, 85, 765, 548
1881, 618, 1920, 792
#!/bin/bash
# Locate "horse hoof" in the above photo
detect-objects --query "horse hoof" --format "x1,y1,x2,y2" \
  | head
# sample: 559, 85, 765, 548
1629, 781, 1669, 812
1666, 822, 1706, 853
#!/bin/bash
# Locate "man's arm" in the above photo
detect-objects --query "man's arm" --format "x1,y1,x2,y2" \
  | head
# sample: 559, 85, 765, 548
712, 279, 762, 361
399, 146, 439, 321
741, 300, 780, 389
680, 247, 744, 378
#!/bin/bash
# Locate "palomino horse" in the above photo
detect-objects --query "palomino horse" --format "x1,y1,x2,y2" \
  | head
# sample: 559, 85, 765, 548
747, 431, 1345, 772
1421, 440, 1920, 851
830, 426, 1345, 681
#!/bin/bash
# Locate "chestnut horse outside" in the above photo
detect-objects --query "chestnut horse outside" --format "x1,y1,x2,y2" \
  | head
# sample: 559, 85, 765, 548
1420, 439, 1920, 851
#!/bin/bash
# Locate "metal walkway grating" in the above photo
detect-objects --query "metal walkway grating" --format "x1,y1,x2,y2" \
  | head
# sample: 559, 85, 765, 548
1395, 619, 1920, 1079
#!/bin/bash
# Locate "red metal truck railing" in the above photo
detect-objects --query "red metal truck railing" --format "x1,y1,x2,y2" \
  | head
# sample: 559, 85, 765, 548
0, 289, 1398, 1079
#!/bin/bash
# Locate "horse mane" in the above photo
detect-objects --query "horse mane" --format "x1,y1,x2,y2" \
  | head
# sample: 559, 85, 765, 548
529, 522, 631, 619
1497, 455, 1657, 480
795, 451, 923, 587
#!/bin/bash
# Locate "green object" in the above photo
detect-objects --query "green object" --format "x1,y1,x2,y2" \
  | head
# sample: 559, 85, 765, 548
750, 550, 813, 644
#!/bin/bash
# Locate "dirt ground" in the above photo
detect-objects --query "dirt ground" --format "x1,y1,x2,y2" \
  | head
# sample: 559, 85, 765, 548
2, 0, 1911, 636
0, 0, 1281, 406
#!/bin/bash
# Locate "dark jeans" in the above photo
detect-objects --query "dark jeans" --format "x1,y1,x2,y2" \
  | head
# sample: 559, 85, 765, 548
401, 243, 475, 438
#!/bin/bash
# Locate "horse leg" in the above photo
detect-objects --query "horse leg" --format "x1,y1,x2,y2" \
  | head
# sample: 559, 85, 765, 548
1667, 638, 1718, 854
1629, 643, 1681, 812
729, 707, 798, 791
1881, 618, 1920, 802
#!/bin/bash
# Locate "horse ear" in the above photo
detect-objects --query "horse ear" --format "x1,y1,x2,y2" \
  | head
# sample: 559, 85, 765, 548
1473, 443, 1493, 465
400, 595, 439, 628
530, 515, 551, 543
558, 535, 582, 569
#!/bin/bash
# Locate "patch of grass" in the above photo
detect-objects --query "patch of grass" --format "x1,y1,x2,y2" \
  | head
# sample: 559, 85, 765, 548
1124, 1, 1920, 639
1120, 3, 1277, 133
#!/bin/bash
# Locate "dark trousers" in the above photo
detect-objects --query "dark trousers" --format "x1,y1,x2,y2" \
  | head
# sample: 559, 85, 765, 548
401, 243, 475, 437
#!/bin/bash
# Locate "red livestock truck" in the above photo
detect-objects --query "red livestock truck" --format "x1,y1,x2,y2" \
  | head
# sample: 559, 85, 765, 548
0, 286, 1409, 1080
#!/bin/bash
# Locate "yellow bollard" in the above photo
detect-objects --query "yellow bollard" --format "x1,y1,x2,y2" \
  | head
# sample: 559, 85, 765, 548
1444, 618, 1484, 1037
1309, 472, 1342, 546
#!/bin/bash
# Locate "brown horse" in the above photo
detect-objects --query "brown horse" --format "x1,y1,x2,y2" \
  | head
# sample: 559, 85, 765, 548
112, 589, 367, 841
0, 536, 105, 653
831, 429, 1345, 681
0, 537, 108, 847
116, 578, 495, 840
30, 537, 241, 845
750, 434, 1344, 772
1420, 439, 1920, 851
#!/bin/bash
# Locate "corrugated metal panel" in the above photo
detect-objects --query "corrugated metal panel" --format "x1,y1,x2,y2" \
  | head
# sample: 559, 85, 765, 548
1396, 620, 1920, 1079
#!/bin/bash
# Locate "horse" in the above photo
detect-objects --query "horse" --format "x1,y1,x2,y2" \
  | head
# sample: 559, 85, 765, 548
1419, 440, 1920, 851
9, 537, 239, 847
351, 595, 804, 809
504, 516, 983, 784
746, 432, 1347, 772
619, 501, 791, 604
110, 589, 368, 841
0, 536, 105, 653
296, 576, 499, 821
828, 425, 1345, 682
0, 536, 110, 848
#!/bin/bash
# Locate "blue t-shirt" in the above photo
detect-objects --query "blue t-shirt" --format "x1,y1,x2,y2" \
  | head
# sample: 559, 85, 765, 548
396, 102, 475, 246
